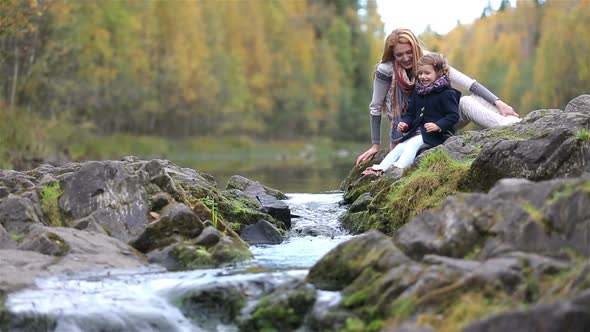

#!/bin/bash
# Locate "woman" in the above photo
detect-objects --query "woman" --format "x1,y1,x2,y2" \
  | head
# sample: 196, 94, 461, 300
355, 28, 520, 166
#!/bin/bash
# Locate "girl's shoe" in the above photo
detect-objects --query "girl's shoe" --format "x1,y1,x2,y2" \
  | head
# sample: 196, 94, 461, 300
361, 167, 383, 176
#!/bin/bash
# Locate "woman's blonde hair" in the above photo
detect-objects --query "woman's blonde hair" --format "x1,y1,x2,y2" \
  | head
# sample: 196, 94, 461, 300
417, 53, 450, 77
380, 28, 424, 73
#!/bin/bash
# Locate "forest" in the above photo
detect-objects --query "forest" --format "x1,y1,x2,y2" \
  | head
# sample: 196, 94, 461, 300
0, 0, 589, 170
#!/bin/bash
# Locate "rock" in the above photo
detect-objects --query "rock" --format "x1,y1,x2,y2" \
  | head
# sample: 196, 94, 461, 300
239, 281, 317, 332
349, 192, 372, 213
0, 224, 14, 249
463, 300, 590, 332
150, 192, 172, 211
59, 161, 150, 243
143, 159, 179, 195
0, 170, 36, 194
240, 220, 283, 245
72, 215, 108, 234
564, 94, 590, 113
131, 202, 205, 253
0, 227, 146, 292
226, 175, 287, 200
169, 236, 252, 270
226, 175, 291, 228
180, 285, 247, 326
0, 195, 43, 234
17, 225, 70, 256
307, 230, 410, 291
195, 226, 221, 247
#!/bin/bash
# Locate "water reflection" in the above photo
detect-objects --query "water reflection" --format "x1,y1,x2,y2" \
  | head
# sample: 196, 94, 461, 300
181, 158, 355, 193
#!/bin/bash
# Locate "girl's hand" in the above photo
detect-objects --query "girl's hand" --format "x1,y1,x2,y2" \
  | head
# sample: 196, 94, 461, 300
424, 122, 441, 132
495, 100, 520, 117
397, 122, 409, 132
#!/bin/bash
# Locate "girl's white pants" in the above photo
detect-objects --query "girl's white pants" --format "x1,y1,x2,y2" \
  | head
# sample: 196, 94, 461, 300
375, 134, 427, 170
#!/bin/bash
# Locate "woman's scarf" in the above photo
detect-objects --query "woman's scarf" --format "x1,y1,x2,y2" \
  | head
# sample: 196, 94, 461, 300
415, 74, 451, 96
387, 63, 415, 148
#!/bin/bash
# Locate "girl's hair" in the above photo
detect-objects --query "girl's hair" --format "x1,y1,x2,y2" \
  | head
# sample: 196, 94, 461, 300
418, 53, 449, 77
380, 28, 424, 72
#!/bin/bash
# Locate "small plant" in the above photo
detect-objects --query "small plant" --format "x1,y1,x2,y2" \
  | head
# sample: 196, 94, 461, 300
575, 128, 590, 143
39, 182, 64, 227
200, 196, 218, 228
9, 233, 24, 241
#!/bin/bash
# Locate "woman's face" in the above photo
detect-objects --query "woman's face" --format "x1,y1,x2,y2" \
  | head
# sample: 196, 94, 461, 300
393, 43, 413, 70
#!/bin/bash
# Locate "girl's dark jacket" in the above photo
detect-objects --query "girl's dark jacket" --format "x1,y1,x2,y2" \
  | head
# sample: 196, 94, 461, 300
400, 87, 461, 147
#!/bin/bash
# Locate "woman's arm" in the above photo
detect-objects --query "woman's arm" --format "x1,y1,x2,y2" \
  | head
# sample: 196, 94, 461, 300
369, 63, 393, 144
447, 66, 519, 117
356, 63, 392, 166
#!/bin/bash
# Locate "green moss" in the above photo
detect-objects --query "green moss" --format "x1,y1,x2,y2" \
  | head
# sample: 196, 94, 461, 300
464, 243, 483, 260
245, 284, 316, 332
575, 128, 590, 143
365, 150, 473, 235
537, 256, 590, 301
483, 126, 536, 141
46, 232, 70, 256
8, 233, 24, 241
171, 245, 215, 270
515, 261, 541, 303
209, 238, 252, 264
342, 318, 383, 332
39, 182, 64, 227
520, 202, 553, 234
415, 290, 517, 332
547, 182, 582, 206
389, 296, 417, 322
100, 224, 112, 235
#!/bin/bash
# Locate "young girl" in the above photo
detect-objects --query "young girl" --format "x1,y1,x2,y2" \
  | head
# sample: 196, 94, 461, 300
362, 53, 460, 175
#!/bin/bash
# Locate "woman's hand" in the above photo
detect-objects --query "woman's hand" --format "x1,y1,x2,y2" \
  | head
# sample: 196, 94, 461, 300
397, 122, 409, 132
424, 122, 441, 132
495, 100, 520, 117
355, 144, 379, 166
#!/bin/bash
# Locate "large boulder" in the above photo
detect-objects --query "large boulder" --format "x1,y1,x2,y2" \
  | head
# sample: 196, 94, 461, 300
59, 161, 150, 243
226, 175, 291, 229
394, 176, 590, 260
0, 225, 146, 292
464, 95, 590, 191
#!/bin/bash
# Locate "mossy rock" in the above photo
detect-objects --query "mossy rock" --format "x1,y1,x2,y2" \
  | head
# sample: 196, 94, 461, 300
307, 231, 409, 291
216, 195, 282, 231
344, 150, 474, 236
179, 285, 246, 325
170, 244, 215, 270
170, 236, 251, 270
240, 281, 317, 332
209, 236, 252, 264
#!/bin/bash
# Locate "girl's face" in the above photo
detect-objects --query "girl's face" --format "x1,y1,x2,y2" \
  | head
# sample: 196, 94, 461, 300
393, 43, 413, 70
417, 64, 438, 86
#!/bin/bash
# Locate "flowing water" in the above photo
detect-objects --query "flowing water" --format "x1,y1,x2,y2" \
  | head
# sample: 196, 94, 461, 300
6, 192, 353, 331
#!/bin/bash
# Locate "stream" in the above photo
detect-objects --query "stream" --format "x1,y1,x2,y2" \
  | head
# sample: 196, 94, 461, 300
6, 191, 352, 331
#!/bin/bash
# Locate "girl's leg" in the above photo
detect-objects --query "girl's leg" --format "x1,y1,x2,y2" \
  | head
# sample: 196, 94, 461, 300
456, 95, 521, 130
393, 134, 427, 168
373, 141, 407, 170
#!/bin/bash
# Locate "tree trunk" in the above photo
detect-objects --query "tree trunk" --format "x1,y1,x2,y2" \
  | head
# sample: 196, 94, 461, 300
10, 40, 19, 110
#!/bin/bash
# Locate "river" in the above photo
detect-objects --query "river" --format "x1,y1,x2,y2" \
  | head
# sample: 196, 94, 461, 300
6, 191, 353, 331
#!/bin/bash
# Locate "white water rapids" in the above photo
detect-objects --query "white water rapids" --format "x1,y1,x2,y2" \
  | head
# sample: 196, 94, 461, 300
6, 192, 352, 331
